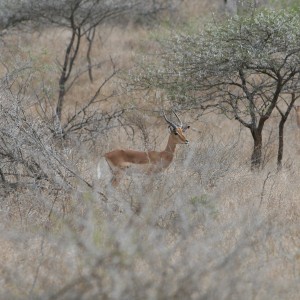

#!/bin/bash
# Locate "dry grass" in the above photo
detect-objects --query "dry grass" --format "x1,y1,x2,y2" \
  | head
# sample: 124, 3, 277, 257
0, 130, 299, 299
0, 1, 299, 299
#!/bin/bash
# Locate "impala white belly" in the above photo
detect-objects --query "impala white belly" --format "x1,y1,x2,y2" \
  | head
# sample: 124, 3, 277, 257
124, 162, 151, 174
105, 156, 168, 175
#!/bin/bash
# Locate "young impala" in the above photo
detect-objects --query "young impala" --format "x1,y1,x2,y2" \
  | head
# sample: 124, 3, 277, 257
104, 111, 190, 187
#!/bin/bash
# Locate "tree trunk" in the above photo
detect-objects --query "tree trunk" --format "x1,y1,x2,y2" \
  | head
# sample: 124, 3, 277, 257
55, 23, 81, 128
276, 94, 297, 171
250, 128, 262, 170
277, 118, 285, 171
56, 81, 65, 123
295, 106, 300, 128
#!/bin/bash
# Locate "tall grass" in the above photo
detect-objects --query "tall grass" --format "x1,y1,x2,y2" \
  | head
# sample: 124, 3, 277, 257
0, 1, 299, 299
0, 121, 299, 299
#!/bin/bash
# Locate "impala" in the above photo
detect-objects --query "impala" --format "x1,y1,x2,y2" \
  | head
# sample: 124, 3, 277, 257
104, 111, 190, 187
295, 106, 300, 129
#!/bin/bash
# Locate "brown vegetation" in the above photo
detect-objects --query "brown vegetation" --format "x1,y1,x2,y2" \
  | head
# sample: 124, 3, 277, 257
0, 1, 299, 299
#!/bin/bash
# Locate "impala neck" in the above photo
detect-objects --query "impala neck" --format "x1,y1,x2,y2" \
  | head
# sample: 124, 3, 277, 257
164, 134, 177, 155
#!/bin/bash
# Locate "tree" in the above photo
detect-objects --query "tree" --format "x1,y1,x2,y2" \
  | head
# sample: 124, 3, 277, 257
0, 0, 179, 138
133, 9, 300, 169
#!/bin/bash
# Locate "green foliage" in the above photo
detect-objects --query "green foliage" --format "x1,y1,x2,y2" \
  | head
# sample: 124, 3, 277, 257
133, 8, 300, 103
131, 7, 300, 168
163, 9, 300, 97
270, 0, 300, 11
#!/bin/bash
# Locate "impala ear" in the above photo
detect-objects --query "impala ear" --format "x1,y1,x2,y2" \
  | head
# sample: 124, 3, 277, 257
182, 125, 190, 132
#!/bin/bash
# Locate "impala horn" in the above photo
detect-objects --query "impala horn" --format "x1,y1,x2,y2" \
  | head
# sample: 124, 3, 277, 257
172, 109, 183, 127
162, 110, 177, 129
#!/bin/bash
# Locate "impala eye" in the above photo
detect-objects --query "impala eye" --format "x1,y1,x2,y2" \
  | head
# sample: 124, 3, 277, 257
174, 131, 178, 135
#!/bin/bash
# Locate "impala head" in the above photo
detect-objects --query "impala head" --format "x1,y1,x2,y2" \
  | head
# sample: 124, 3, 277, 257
163, 110, 190, 144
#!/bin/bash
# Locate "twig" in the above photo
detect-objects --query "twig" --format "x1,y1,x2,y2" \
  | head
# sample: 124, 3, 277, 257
259, 171, 271, 208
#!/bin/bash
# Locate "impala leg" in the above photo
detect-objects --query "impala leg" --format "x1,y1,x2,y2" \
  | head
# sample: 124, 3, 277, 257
146, 164, 160, 175
146, 162, 158, 175
111, 169, 124, 187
